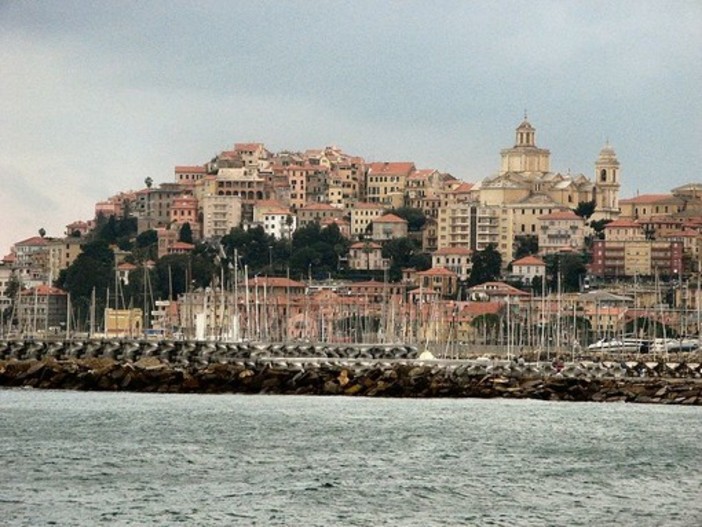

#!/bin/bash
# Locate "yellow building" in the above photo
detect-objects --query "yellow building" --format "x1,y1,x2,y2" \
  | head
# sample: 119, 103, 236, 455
104, 308, 143, 337
366, 162, 415, 208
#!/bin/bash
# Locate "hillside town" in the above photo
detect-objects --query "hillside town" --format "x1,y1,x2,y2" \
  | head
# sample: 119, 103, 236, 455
2, 118, 701, 353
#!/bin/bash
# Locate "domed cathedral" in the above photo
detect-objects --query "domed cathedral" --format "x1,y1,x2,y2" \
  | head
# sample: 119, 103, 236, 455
477, 117, 619, 215
590, 142, 621, 221
499, 117, 551, 176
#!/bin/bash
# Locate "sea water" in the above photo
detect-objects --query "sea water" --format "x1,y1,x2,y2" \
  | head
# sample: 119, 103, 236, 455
0, 390, 700, 526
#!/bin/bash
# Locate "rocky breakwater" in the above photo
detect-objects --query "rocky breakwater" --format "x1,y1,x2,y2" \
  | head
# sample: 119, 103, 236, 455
1, 354, 701, 405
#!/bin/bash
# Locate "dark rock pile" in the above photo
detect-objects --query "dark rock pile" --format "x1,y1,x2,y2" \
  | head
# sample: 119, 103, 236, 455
1, 357, 700, 405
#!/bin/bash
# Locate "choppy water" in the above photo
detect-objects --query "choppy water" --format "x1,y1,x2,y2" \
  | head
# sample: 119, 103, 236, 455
0, 390, 700, 526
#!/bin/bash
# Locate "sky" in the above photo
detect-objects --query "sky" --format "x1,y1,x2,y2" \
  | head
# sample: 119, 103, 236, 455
1, 1, 701, 255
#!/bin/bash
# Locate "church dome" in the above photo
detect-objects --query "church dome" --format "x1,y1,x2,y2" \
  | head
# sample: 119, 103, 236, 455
598, 142, 618, 160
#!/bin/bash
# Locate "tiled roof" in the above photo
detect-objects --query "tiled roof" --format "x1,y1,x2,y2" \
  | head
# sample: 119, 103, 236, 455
468, 281, 529, 296
619, 194, 676, 204
417, 267, 457, 277
175, 165, 206, 173
538, 210, 581, 221
512, 255, 546, 266
21, 285, 67, 296
451, 182, 474, 193
15, 236, 47, 247
367, 162, 415, 175
375, 213, 407, 223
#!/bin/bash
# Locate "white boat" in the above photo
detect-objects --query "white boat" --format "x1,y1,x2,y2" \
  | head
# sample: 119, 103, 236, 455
650, 338, 700, 354
587, 338, 648, 354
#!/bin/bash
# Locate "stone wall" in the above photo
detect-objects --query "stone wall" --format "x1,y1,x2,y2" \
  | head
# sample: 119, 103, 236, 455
1, 357, 700, 405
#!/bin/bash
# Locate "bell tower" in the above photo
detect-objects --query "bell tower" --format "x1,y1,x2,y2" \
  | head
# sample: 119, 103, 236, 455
592, 142, 621, 220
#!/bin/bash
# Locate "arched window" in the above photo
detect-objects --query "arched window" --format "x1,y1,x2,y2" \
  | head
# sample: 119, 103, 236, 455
600, 169, 607, 182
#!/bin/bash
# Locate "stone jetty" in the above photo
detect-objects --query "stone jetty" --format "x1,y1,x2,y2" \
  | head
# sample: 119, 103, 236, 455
0, 339, 700, 405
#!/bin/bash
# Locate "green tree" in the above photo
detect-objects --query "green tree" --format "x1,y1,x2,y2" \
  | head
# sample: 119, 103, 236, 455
575, 200, 596, 219
179, 222, 193, 244
386, 207, 427, 232
382, 236, 421, 281
590, 219, 612, 240
544, 252, 587, 292
467, 244, 502, 286
59, 240, 114, 318
514, 235, 538, 259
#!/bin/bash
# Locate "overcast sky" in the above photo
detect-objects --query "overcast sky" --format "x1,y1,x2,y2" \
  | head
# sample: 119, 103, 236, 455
1, 1, 700, 254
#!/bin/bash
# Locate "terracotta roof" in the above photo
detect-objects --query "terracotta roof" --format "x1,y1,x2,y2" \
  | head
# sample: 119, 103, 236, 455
367, 162, 415, 176
468, 281, 529, 296
417, 267, 457, 277
175, 165, 206, 173
619, 194, 676, 204
21, 285, 67, 296
117, 262, 137, 271
512, 255, 546, 266
14, 236, 48, 247
451, 182, 474, 193
374, 213, 407, 224
433, 247, 472, 256
538, 210, 581, 221
2, 253, 16, 263
255, 200, 287, 209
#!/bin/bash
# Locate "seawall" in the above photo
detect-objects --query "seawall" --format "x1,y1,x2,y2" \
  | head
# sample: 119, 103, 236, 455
1, 354, 700, 405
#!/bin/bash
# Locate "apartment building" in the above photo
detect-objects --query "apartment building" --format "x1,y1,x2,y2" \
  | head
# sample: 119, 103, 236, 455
365, 162, 415, 208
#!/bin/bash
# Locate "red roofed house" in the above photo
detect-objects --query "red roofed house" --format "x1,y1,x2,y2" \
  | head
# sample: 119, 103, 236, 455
432, 247, 472, 280
366, 162, 416, 208
416, 267, 458, 298
537, 210, 587, 255
467, 281, 530, 302
619, 194, 684, 219
174, 165, 207, 186
170, 194, 200, 240
371, 213, 408, 241
349, 242, 388, 271
348, 202, 386, 238
248, 276, 306, 298
604, 218, 645, 242
17, 285, 68, 334
511, 255, 546, 285
297, 202, 345, 228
